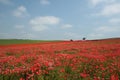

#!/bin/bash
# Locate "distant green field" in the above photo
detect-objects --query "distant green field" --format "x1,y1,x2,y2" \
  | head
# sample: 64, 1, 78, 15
0, 39, 60, 45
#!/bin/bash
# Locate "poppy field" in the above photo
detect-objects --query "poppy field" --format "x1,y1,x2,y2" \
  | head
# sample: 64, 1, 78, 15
0, 38, 120, 80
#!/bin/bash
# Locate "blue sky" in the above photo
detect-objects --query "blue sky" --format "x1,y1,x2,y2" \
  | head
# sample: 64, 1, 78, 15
0, 0, 120, 40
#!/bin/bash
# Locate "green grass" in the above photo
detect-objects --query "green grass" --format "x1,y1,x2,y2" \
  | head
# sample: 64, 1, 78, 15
0, 39, 61, 45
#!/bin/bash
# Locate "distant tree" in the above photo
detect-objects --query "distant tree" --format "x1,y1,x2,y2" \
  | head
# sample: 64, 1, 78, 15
70, 39, 73, 41
83, 37, 86, 40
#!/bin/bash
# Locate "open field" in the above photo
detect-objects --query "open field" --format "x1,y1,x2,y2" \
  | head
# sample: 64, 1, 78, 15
0, 38, 120, 80
0, 39, 60, 45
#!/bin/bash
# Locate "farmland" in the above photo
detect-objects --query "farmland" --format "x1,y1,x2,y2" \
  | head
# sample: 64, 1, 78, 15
0, 39, 60, 45
0, 38, 120, 80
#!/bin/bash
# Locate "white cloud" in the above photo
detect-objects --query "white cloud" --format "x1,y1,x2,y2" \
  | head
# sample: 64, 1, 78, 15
15, 25, 24, 29
19, 33, 36, 39
64, 32, 80, 39
90, 0, 116, 6
0, 33, 11, 39
13, 6, 29, 18
91, 0, 120, 16
30, 16, 60, 31
87, 26, 120, 39
99, 3, 120, 16
0, 32, 36, 39
30, 16, 60, 25
88, 33, 103, 37
88, 33, 104, 39
91, 0, 103, 6
109, 18, 120, 23
61, 24, 72, 29
95, 26, 119, 33
40, 0, 50, 5
0, 0, 12, 5
31, 25, 48, 31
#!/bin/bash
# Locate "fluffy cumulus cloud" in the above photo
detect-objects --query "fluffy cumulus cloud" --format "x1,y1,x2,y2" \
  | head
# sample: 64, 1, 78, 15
13, 6, 29, 18
100, 3, 120, 16
61, 24, 73, 29
40, 0, 50, 5
0, 0, 12, 5
90, 0, 120, 16
90, 0, 116, 6
30, 16, 60, 31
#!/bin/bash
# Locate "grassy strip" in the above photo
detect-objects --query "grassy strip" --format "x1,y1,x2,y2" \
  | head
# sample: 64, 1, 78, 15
0, 39, 60, 45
